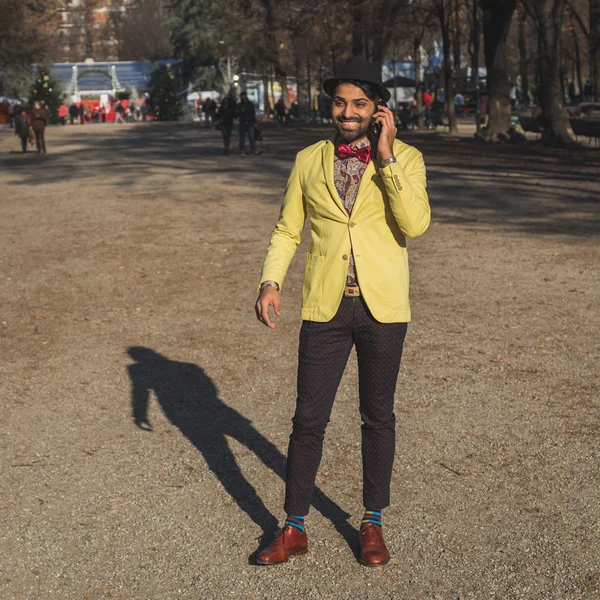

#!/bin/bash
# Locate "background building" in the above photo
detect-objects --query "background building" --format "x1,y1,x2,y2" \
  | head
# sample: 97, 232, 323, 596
56, 0, 136, 63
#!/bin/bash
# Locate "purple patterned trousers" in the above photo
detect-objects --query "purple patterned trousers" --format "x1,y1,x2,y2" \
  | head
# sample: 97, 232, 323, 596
284, 296, 408, 515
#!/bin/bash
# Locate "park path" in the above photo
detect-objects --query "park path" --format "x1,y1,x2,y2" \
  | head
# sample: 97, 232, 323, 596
1, 123, 599, 599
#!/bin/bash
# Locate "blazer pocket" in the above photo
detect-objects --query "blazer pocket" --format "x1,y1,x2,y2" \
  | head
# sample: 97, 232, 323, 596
302, 253, 325, 308
379, 250, 409, 309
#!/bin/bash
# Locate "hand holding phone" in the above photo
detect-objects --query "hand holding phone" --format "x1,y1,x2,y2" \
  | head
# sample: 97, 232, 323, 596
371, 102, 397, 160
370, 101, 387, 139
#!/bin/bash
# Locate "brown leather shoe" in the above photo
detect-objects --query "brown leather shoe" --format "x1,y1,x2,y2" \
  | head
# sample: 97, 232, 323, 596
359, 523, 390, 566
256, 525, 308, 565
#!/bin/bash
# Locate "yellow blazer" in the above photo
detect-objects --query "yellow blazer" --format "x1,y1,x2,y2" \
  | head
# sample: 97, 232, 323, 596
259, 138, 430, 323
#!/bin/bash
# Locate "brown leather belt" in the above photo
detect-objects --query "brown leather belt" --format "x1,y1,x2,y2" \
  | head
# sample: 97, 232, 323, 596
344, 285, 361, 297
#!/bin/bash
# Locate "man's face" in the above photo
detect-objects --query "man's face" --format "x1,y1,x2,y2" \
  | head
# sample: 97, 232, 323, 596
34, 102, 41, 110
331, 82, 377, 144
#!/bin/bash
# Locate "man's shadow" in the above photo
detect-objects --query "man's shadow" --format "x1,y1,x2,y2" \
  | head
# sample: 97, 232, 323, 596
126, 347, 358, 563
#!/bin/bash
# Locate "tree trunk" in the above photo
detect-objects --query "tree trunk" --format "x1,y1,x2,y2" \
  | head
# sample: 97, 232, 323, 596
481, 0, 516, 140
528, 0, 575, 144
440, 1, 459, 134
291, 36, 307, 118
591, 0, 600, 100
453, 0, 462, 69
352, 0, 366, 57
370, 30, 385, 67
472, 0, 482, 129
414, 39, 424, 130
572, 27, 583, 100
559, 56, 567, 105
518, 8, 530, 105
262, 75, 272, 117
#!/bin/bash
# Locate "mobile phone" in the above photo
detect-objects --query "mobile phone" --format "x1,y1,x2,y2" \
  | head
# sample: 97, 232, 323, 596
370, 101, 387, 140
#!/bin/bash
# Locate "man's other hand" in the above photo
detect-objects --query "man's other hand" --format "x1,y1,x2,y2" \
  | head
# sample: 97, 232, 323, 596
255, 286, 281, 329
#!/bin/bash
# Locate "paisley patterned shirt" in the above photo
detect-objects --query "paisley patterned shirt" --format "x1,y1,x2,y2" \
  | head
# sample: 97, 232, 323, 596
333, 137, 371, 286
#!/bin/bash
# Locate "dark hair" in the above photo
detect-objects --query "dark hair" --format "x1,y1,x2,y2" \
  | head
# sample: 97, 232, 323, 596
334, 79, 380, 102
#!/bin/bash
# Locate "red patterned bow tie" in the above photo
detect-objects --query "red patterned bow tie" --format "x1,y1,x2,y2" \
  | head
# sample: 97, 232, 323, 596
336, 144, 372, 163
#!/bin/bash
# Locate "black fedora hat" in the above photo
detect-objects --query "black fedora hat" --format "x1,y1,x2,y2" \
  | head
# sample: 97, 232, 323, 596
323, 56, 391, 103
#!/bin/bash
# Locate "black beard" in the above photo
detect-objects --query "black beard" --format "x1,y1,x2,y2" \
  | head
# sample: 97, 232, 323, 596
334, 117, 371, 144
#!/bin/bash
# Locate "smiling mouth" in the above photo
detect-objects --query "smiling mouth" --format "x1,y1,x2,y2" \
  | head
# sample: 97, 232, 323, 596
339, 121, 361, 129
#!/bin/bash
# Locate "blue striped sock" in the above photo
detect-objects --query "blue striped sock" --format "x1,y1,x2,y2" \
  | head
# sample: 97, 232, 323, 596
361, 510, 382, 527
285, 514, 305, 532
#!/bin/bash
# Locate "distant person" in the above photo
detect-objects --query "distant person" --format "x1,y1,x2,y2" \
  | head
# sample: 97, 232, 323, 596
583, 80, 593, 102
114, 100, 125, 124
30, 102, 48, 154
100, 105, 107, 123
422, 89, 432, 108
8, 102, 18, 129
202, 97, 211, 127
58, 102, 68, 125
453, 92, 465, 115
568, 80, 576, 105
69, 103, 79, 124
14, 109, 31, 153
510, 84, 518, 110
78, 102, 85, 124
479, 93, 489, 126
275, 98, 286, 124
208, 98, 217, 127
236, 91, 260, 155
216, 96, 235, 155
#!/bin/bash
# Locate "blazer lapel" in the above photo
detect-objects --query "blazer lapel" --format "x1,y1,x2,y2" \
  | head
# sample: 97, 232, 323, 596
322, 140, 347, 215
351, 158, 377, 216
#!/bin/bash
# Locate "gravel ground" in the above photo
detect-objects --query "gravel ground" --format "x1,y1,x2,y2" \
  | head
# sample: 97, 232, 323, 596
1, 122, 599, 600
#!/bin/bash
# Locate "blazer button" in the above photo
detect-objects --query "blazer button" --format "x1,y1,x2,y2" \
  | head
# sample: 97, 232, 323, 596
349, 222, 355, 228
342, 254, 349, 260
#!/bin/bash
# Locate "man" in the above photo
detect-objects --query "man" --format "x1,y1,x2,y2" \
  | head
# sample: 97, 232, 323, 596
14, 109, 30, 153
216, 96, 235, 155
208, 98, 217, 127
114, 100, 125, 124
30, 102, 48, 154
202, 97, 211, 127
275, 98, 286, 124
236, 91, 260, 155
69, 102, 79, 125
254, 56, 430, 567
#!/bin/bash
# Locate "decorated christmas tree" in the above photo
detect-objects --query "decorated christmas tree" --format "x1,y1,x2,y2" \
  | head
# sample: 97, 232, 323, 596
149, 63, 182, 121
29, 65, 63, 123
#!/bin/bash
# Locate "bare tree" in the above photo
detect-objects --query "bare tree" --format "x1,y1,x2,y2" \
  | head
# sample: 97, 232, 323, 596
592, 0, 600, 99
523, 0, 575, 144
0, 0, 58, 92
113, 0, 172, 61
350, 0, 408, 67
430, 0, 459, 134
480, 0, 516, 140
